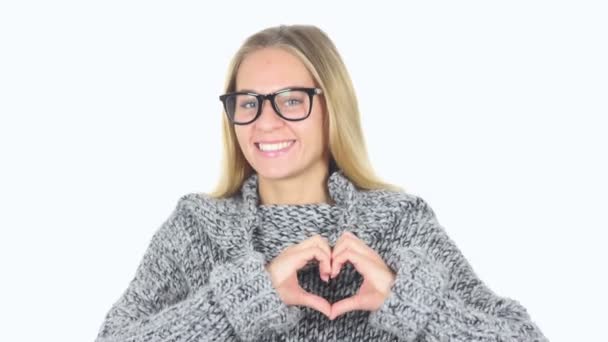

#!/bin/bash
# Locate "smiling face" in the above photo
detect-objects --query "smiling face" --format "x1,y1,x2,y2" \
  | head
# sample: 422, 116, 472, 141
234, 47, 329, 181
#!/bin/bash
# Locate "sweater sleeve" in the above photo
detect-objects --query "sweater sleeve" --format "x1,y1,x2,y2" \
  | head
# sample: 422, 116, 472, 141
94, 199, 302, 342
368, 197, 548, 342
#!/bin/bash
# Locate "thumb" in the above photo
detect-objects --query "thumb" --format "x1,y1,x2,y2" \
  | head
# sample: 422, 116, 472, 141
292, 286, 331, 318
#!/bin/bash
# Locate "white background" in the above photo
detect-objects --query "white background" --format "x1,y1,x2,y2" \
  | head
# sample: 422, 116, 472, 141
1, 1, 606, 341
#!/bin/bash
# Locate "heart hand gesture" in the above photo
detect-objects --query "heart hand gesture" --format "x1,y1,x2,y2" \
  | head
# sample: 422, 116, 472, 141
265, 234, 334, 317
265, 231, 396, 320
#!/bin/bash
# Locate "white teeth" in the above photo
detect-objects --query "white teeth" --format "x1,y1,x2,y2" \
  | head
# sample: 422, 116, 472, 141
257, 140, 294, 152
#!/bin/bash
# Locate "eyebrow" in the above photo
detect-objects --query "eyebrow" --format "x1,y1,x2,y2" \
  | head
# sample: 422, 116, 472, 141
236, 85, 308, 93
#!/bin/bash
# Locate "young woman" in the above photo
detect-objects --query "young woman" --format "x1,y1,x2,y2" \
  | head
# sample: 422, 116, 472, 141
95, 24, 548, 341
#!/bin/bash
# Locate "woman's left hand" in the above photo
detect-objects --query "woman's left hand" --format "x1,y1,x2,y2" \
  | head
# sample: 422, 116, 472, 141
329, 230, 396, 320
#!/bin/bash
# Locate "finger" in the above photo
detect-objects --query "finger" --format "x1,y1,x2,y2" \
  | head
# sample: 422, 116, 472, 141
331, 247, 375, 279
309, 235, 332, 279
294, 287, 332, 318
291, 235, 332, 280
288, 246, 332, 277
289, 235, 331, 257
312, 234, 332, 259
329, 294, 361, 320
310, 235, 333, 259
333, 231, 361, 258
333, 231, 385, 267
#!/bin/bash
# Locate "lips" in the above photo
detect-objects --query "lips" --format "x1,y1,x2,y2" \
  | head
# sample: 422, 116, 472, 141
254, 139, 296, 144
254, 139, 296, 156
254, 140, 295, 148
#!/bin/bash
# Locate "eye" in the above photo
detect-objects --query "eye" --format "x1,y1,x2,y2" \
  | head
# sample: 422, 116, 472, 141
286, 98, 302, 106
239, 100, 257, 109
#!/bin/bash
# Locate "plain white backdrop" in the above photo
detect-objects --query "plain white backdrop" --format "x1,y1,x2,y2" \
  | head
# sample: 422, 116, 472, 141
1, 1, 606, 341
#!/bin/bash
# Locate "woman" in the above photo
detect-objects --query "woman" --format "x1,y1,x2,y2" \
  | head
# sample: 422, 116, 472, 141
94, 25, 548, 341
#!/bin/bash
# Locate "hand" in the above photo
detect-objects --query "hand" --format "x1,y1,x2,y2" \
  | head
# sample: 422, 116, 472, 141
265, 234, 333, 318
328, 230, 396, 320
265, 231, 396, 320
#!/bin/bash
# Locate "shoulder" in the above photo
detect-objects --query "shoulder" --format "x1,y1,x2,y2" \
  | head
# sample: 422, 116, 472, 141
172, 192, 250, 253
357, 187, 434, 219
173, 192, 246, 233
355, 188, 439, 239
351, 189, 441, 259
176, 191, 243, 216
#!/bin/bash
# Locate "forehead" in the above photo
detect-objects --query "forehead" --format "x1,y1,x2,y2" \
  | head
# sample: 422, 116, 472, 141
236, 47, 315, 93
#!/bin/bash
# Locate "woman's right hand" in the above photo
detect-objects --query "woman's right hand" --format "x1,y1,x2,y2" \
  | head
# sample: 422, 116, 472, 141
264, 234, 333, 318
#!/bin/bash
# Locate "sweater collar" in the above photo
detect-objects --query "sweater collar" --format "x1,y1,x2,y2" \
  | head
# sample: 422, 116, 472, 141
241, 169, 358, 209
238, 169, 361, 243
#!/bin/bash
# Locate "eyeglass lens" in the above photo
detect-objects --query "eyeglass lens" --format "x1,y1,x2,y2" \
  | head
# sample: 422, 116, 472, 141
225, 90, 311, 123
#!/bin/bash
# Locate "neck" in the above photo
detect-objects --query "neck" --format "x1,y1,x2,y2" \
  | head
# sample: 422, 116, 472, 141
257, 163, 334, 206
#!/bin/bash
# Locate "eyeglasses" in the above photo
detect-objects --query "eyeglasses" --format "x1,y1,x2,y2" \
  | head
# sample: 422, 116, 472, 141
219, 87, 323, 125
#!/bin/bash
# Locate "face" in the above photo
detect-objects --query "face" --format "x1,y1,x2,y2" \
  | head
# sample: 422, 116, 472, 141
234, 47, 328, 181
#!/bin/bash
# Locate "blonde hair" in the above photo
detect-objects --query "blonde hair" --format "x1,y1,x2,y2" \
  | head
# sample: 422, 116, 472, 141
209, 24, 403, 198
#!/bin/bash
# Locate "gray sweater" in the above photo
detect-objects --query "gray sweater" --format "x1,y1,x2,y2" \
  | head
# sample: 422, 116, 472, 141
94, 169, 548, 341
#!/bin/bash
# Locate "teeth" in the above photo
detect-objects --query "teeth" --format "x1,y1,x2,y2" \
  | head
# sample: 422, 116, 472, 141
257, 140, 294, 152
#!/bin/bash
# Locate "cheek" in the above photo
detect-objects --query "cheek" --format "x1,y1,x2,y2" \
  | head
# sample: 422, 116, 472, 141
299, 114, 326, 151
312, 107, 327, 142
234, 128, 250, 151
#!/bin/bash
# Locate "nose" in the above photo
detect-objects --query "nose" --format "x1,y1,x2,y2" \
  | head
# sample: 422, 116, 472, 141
255, 98, 284, 129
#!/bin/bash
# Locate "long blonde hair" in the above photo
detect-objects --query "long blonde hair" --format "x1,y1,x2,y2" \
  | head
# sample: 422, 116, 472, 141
209, 24, 403, 198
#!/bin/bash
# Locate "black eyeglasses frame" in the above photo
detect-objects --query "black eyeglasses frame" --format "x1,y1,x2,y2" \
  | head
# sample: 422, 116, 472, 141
218, 87, 323, 125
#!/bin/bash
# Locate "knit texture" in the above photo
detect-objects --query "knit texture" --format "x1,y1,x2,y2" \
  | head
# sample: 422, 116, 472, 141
94, 169, 548, 341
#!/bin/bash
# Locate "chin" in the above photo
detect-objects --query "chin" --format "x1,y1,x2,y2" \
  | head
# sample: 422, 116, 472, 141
255, 167, 298, 181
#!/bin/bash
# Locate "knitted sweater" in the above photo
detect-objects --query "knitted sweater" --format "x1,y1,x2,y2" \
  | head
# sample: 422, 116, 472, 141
94, 169, 548, 342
